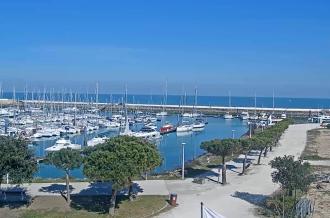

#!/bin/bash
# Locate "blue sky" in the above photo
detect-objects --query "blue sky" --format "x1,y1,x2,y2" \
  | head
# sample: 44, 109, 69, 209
0, 0, 329, 97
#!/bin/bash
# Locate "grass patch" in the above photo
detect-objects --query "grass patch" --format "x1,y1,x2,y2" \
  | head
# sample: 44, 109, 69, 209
302, 155, 329, 160
22, 210, 107, 218
302, 128, 330, 160
32, 177, 89, 183
19, 195, 169, 218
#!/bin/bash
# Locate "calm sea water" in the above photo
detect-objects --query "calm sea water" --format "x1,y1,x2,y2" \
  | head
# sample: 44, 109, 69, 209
31, 116, 248, 179
2, 92, 330, 109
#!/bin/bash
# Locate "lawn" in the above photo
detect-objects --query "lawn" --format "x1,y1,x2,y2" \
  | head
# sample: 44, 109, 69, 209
1, 195, 170, 218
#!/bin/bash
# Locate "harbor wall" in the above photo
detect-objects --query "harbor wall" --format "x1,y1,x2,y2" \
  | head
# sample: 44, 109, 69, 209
14, 100, 328, 117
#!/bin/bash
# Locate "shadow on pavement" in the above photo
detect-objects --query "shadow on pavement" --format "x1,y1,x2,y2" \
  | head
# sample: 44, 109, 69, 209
185, 167, 219, 178
0, 186, 31, 209
232, 191, 268, 206
39, 184, 74, 195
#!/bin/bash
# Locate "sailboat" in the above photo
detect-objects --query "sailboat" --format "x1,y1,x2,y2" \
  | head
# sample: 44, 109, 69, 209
119, 86, 134, 136
224, 91, 233, 119
249, 93, 258, 120
156, 81, 168, 117
182, 87, 200, 118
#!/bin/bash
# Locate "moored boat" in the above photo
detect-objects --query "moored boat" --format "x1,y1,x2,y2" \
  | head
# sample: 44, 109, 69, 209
45, 138, 81, 151
176, 124, 193, 132
160, 123, 176, 135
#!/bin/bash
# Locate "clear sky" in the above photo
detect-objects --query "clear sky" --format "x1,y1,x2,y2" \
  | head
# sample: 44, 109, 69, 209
0, 0, 329, 97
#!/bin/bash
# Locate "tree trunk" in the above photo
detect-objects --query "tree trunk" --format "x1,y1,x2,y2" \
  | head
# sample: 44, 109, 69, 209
222, 156, 227, 185
0, 180, 2, 199
288, 189, 293, 196
109, 189, 117, 215
257, 148, 264, 165
263, 147, 268, 157
128, 177, 134, 201
242, 152, 248, 174
65, 171, 70, 204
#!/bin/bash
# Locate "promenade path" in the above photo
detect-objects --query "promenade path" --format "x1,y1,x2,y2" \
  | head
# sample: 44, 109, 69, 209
159, 123, 319, 218
1, 124, 319, 218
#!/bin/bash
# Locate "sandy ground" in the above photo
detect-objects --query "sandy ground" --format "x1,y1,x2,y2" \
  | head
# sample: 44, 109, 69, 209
158, 123, 320, 218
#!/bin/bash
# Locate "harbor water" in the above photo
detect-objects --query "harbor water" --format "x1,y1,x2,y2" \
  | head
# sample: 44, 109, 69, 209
31, 115, 248, 179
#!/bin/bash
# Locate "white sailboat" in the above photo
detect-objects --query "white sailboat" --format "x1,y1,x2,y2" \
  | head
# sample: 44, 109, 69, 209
192, 122, 205, 131
156, 81, 168, 117
120, 87, 134, 136
249, 93, 258, 120
177, 124, 193, 132
224, 91, 233, 119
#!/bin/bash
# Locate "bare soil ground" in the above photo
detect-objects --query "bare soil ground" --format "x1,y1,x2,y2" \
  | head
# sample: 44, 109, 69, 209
303, 128, 330, 160
308, 166, 330, 218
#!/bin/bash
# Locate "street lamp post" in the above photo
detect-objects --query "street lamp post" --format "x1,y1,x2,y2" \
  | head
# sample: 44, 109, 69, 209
232, 129, 236, 139
181, 142, 186, 180
231, 130, 236, 157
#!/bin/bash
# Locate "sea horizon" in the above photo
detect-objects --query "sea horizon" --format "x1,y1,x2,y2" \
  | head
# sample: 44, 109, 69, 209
2, 91, 330, 109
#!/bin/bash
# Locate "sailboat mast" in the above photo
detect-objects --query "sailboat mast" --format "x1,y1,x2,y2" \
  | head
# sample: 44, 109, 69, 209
96, 81, 99, 109
194, 87, 198, 114
254, 93, 257, 115
165, 80, 168, 105
228, 91, 231, 107
272, 89, 275, 114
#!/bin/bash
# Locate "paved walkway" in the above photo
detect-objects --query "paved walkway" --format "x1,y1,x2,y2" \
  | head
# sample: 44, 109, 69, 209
1, 180, 170, 197
1, 124, 319, 218
159, 123, 319, 218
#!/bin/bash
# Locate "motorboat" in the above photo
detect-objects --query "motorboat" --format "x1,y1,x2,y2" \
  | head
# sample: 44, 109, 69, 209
249, 114, 259, 121
87, 136, 107, 147
111, 114, 124, 122
281, 113, 287, 119
0, 109, 10, 117
259, 113, 268, 121
45, 138, 81, 151
224, 112, 233, 119
240, 112, 250, 120
144, 116, 157, 123
108, 122, 120, 130
132, 126, 161, 140
156, 111, 168, 117
160, 123, 176, 135
145, 123, 158, 130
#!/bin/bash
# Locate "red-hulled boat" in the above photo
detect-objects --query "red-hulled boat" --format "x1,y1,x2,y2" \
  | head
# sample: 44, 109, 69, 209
160, 124, 177, 135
